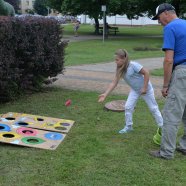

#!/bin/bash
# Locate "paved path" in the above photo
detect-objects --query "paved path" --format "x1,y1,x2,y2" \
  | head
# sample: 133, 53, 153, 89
52, 57, 164, 98
51, 35, 164, 98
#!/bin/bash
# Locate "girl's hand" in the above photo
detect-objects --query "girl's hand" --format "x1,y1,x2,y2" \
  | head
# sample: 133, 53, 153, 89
98, 94, 106, 102
140, 87, 147, 95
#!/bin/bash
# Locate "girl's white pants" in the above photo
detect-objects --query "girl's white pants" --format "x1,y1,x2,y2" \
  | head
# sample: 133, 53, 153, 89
124, 88, 163, 127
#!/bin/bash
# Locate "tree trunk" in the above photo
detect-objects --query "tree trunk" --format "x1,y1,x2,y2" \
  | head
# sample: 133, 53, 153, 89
94, 18, 99, 35
104, 16, 108, 38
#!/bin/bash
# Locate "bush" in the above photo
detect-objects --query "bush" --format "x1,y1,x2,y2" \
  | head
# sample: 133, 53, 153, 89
0, 15, 66, 102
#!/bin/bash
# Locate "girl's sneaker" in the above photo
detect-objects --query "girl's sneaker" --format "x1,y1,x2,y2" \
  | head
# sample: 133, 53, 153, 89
119, 125, 133, 134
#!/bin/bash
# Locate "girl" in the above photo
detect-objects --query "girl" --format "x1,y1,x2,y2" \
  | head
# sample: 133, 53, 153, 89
73, 20, 80, 37
98, 49, 163, 133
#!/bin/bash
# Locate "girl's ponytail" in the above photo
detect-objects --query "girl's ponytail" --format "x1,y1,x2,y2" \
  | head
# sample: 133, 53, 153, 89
115, 49, 130, 79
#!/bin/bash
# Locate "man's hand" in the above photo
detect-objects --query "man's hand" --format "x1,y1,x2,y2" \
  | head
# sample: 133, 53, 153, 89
161, 87, 168, 97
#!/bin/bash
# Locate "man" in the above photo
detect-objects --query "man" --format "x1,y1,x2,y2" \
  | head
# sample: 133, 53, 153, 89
150, 3, 186, 159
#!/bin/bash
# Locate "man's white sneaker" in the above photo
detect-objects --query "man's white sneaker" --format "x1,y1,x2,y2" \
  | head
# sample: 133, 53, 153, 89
119, 126, 133, 134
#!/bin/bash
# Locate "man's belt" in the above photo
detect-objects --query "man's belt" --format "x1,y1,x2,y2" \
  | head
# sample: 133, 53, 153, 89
173, 60, 186, 70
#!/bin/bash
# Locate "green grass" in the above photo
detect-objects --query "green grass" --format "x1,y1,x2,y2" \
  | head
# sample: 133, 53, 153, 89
65, 38, 164, 66
1, 25, 183, 186
63, 24, 163, 36
150, 68, 164, 76
62, 24, 164, 66
63, 23, 95, 35
0, 88, 186, 186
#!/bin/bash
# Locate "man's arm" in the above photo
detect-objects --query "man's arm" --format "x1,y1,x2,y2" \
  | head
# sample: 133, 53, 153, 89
162, 50, 174, 97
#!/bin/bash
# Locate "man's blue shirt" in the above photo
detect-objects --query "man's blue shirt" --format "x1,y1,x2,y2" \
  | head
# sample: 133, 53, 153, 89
162, 18, 186, 65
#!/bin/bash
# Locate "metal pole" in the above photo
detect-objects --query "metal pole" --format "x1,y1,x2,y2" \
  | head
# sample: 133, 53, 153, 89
101, 5, 106, 43
103, 11, 105, 43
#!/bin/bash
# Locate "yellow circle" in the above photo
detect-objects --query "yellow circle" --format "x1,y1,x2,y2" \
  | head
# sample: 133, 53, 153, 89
0, 132, 21, 141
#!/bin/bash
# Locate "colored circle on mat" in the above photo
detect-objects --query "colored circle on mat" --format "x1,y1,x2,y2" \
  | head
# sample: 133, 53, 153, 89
21, 137, 45, 145
0, 132, 21, 139
60, 123, 70, 127
17, 127, 37, 136
36, 117, 44, 121
0, 124, 11, 132
5, 117, 15, 121
46, 123, 55, 126
15, 121, 29, 126
44, 132, 63, 140
55, 126, 67, 131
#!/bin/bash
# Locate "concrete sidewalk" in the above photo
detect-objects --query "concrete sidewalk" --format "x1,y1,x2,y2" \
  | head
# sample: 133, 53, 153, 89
52, 57, 164, 98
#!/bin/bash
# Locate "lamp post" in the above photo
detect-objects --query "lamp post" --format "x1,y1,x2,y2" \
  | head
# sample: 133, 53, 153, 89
101, 5, 106, 43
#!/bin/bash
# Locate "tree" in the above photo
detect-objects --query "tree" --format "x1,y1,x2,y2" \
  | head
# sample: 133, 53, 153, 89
46, 0, 64, 12
5, 0, 19, 13
137, 0, 186, 18
34, 0, 48, 16
0, 0, 15, 16
46, 0, 186, 33
47, 0, 186, 18
46, 0, 109, 34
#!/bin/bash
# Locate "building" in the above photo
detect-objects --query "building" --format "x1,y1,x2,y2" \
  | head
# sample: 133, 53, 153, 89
19, 0, 35, 14
79, 14, 159, 26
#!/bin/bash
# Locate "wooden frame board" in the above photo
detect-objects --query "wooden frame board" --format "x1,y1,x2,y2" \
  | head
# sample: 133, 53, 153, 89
0, 122, 66, 150
1, 112, 75, 133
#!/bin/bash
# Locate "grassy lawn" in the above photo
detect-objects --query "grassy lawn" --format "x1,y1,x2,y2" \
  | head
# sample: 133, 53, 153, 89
63, 24, 163, 36
63, 24, 164, 76
62, 24, 164, 66
150, 68, 164, 76
0, 87, 186, 186
65, 38, 164, 66
1, 25, 183, 186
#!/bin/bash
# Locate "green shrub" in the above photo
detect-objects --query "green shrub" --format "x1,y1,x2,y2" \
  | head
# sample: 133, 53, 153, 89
0, 16, 66, 102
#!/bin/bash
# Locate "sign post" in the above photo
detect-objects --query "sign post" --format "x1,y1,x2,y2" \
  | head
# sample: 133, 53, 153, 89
101, 5, 106, 43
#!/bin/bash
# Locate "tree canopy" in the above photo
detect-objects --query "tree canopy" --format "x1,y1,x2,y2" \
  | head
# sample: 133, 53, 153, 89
46, 0, 186, 19
46, 0, 63, 12
34, 0, 48, 16
5, 0, 19, 13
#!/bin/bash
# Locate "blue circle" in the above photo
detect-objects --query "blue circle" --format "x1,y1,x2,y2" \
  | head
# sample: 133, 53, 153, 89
44, 132, 63, 140
0, 124, 11, 132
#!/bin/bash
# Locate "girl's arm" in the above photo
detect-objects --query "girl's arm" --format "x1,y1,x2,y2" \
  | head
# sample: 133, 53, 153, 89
98, 76, 119, 102
139, 68, 149, 94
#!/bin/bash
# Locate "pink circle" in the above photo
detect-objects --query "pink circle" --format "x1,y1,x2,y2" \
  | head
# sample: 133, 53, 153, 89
16, 127, 37, 136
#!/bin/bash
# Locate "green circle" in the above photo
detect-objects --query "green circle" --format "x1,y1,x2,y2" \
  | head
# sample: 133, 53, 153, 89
21, 137, 45, 145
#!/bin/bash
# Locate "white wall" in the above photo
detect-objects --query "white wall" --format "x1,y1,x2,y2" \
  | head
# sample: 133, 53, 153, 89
78, 14, 159, 25
20, 0, 35, 13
